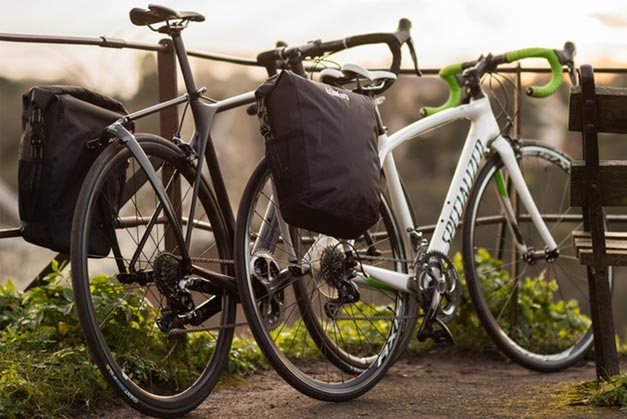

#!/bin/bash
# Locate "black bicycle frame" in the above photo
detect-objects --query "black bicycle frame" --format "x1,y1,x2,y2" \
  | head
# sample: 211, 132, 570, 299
103, 27, 256, 286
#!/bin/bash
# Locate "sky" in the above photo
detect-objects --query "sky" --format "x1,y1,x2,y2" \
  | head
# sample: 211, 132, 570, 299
0, 0, 626, 96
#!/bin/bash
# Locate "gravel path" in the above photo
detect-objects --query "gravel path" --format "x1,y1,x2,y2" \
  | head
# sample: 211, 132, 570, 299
85, 350, 625, 418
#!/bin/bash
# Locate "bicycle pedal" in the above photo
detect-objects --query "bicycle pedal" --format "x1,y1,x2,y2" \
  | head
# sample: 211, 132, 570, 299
416, 321, 432, 342
429, 328, 454, 347
430, 318, 454, 347
416, 318, 455, 347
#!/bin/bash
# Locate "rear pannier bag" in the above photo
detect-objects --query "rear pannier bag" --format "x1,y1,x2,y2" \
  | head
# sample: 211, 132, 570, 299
18, 86, 129, 256
256, 71, 382, 239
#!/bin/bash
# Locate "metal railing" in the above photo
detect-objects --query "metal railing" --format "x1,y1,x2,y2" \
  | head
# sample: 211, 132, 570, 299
1, 31, 627, 286
3, 31, 626, 145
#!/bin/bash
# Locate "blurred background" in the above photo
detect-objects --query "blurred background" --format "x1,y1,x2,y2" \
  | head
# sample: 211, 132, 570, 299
1, 0, 627, 335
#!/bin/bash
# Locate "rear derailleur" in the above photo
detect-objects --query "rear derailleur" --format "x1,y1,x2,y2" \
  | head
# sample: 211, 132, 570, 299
249, 249, 287, 330
319, 244, 361, 319
151, 252, 222, 334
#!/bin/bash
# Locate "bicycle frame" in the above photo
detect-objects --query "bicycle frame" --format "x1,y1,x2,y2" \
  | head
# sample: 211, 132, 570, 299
356, 94, 559, 292
103, 88, 255, 287
98, 23, 259, 286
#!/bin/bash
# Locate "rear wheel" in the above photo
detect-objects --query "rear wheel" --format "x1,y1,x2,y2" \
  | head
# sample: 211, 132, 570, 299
71, 134, 236, 417
235, 159, 418, 401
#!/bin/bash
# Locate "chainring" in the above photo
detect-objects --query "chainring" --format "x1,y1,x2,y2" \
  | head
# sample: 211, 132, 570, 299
250, 249, 285, 330
416, 250, 461, 323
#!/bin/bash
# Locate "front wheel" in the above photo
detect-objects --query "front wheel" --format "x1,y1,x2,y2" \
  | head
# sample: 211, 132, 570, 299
71, 134, 236, 417
235, 159, 418, 402
462, 141, 606, 372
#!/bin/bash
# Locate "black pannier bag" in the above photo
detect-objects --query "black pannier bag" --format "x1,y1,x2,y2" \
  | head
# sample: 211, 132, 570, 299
18, 86, 129, 256
256, 71, 382, 239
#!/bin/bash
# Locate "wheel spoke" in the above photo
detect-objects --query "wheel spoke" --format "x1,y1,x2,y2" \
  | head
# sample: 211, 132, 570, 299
71, 137, 235, 415
463, 143, 597, 372
235, 159, 417, 401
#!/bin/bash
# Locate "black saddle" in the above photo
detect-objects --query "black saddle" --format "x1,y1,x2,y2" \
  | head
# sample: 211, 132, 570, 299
130, 4, 204, 27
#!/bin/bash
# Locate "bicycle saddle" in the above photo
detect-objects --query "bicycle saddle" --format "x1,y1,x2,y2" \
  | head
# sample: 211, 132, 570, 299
341, 63, 397, 83
130, 4, 205, 26
320, 63, 397, 95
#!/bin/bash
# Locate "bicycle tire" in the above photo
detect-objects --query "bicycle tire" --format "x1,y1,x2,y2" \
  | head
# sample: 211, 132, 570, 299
235, 158, 417, 402
462, 141, 607, 372
71, 134, 236, 417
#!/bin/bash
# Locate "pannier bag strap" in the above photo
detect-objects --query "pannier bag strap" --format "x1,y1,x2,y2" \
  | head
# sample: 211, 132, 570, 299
255, 72, 281, 142
256, 96, 274, 141
256, 95, 285, 179
30, 103, 44, 160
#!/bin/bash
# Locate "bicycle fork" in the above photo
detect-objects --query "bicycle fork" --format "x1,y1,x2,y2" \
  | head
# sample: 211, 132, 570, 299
490, 137, 559, 260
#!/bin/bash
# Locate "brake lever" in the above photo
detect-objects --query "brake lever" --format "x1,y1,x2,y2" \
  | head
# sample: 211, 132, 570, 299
568, 64, 578, 86
556, 41, 577, 85
406, 37, 422, 77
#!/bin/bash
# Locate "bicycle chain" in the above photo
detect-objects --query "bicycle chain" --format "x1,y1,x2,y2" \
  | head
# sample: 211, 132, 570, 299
331, 314, 419, 321
189, 254, 414, 266
357, 254, 414, 265
167, 312, 419, 335
174, 254, 416, 331
167, 320, 249, 335
190, 256, 235, 265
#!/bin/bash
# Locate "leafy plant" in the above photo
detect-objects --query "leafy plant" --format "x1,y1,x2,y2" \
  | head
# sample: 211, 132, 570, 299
0, 268, 119, 419
0, 262, 264, 418
409, 251, 591, 355
444, 253, 494, 350
573, 375, 627, 411
0, 249, 598, 417
590, 375, 627, 410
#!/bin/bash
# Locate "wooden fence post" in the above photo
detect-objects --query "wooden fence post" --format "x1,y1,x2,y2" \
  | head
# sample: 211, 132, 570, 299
157, 39, 182, 254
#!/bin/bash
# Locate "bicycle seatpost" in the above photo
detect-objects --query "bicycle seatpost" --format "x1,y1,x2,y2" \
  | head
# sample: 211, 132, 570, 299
166, 27, 215, 148
168, 30, 198, 96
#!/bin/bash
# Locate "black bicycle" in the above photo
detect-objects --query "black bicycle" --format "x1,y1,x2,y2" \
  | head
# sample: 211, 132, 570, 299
70, 5, 247, 417
70, 5, 415, 417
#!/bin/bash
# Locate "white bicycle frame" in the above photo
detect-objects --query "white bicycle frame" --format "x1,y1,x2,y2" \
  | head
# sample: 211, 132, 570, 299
356, 94, 559, 293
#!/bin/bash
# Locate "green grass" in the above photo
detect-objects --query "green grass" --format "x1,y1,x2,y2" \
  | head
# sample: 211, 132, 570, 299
0, 275, 117, 418
0, 251, 603, 417
0, 263, 265, 419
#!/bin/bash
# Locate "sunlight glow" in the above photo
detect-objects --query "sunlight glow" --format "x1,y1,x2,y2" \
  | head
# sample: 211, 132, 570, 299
0, 0, 625, 95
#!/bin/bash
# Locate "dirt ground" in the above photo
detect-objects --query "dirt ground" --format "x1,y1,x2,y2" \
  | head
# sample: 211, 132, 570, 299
85, 350, 626, 419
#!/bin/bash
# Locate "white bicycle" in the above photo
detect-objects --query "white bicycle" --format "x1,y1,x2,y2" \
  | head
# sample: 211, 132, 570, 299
235, 38, 595, 402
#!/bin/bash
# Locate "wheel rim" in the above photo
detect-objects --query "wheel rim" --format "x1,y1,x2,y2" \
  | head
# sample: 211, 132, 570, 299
237, 163, 410, 396
465, 144, 596, 367
72, 139, 233, 407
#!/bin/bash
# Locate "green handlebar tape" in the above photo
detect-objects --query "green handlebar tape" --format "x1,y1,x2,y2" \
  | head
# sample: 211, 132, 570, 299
421, 63, 463, 116
505, 48, 563, 98
420, 47, 563, 117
